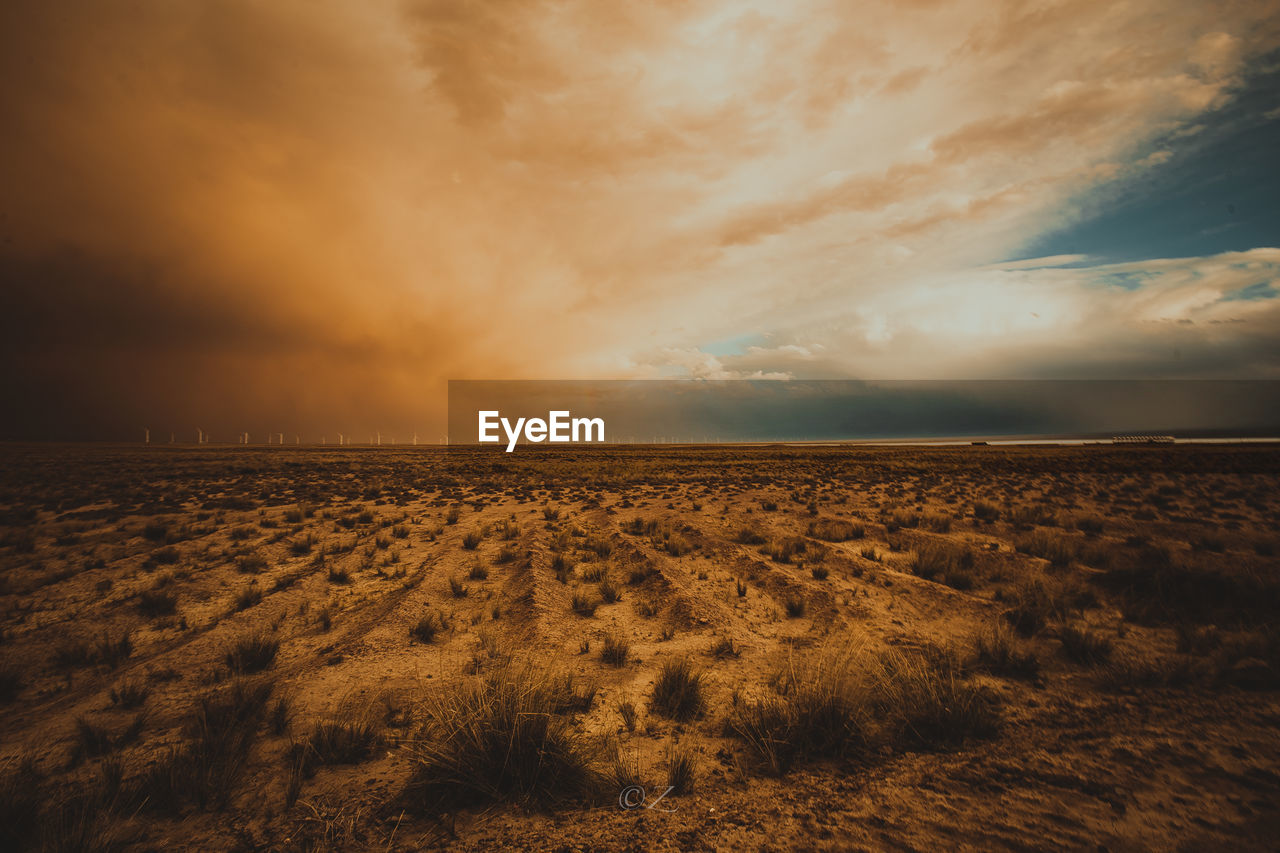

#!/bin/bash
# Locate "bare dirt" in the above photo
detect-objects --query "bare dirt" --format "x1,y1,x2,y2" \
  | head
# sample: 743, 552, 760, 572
1, 444, 1278, 850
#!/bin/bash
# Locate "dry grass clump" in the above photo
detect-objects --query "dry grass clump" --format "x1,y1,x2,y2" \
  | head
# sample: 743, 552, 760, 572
293, 713, 382, 777
1006, 503, 1057, 529
910, 541, 977, 590
570, 591, 600, 617
410, 610, 449, 644
709, 636, 741, 659
1014, 530, 1079, 569
402, 660, 602, 813
624, 517, 696, 558
618, 700, 638, 732
55, 629, 136, 672
972, 501, 1000, 522
665, 741, 698, 794
651, 658, 705, 721
761, 536, 811, 564
3, 750, 139, 852
140, 677, 276, 812
600, 631, 630, 667
729, 645, 873, 775
876, 648, 997, 749
807, 518, 865, 542
579, 563, 607, 582
233, 584, 262, 612
1058, 623, 1114, 665
224, 632, 280, 674
971, 621, 1041, 680
729, 642, 997, 775
1003, 578, 1057, 636
622, 517, 661, 536
94, 629, 135, 669
599, 577, 623, 604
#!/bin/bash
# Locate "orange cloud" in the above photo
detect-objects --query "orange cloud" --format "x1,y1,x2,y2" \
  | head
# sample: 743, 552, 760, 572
0, 0, 1277, 439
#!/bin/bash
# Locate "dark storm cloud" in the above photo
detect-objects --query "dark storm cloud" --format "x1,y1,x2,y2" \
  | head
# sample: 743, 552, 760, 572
2, 0, 1280, 441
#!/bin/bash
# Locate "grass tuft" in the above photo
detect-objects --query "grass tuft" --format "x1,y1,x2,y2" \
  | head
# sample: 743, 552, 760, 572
651, 658, 705, 721
600, 632, 630, 667
1058, 623, 1114, 665
224, 633, 279, 674
402, 660, 602, 813
411, 610, 449, 644
971, 621, 1040, 680
729, 643, 997, 775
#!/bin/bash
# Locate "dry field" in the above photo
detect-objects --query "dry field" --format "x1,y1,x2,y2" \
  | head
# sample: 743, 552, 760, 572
1, 443, 1279, 851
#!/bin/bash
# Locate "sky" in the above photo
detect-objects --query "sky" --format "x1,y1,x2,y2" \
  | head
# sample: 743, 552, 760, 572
1, 0, 1278, 441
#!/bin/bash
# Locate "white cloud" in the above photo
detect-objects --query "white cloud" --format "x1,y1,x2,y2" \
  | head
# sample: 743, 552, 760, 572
637, 250, 1280, 380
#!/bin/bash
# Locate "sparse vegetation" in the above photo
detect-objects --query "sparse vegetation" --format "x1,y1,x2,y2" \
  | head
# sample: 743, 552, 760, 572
730, 643, 997, 775
599, 576, 622, 603
972, 622, 1040, 679
295, 714, 381, 774
665, 741, 698, 794
224, 633, 279, 674
1014, 530, 1078, 569
651, 658, 705, 721
709, 636, 741, 659
600, 631, 630, 667
2, 443, 1277, 850
139, 677, 276, 812
1058, 623, 1114, 665
402, 660, 602, 812
910, 541, 977, 589
618, 700, 638, 732
411, 611, 448, 643
571, 592, 599, 617
807, 518, 865, 542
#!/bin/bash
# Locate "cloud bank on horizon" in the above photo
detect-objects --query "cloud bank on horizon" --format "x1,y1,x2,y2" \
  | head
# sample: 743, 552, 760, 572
1, 0, 1278, 439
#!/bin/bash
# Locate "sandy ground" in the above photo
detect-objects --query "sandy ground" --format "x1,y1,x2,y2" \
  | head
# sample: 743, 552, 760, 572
1, 444, 1278, 850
